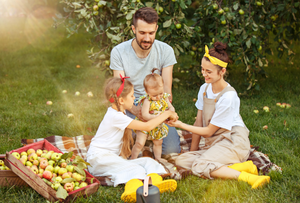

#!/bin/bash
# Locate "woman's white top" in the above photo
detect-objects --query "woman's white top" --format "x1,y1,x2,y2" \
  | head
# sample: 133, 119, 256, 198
87, 107, 133, 156
195, 83, 245, 131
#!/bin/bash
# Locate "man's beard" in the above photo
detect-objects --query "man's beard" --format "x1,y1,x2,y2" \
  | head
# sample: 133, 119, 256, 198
135, 35, 154, 50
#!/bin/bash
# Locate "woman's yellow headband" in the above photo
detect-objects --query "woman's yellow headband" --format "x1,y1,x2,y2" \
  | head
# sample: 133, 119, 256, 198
203, 45, 228, 68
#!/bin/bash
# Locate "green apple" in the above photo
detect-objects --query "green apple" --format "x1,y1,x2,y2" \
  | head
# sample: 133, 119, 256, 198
51, 153, 61, 161
218, 9, 224, 15
55, 176, 63, 183
51, 182, 61, 190
72, 172, 83, 182
28, 153, 38, 162
25, 161, 33, 167
79, 181, 88, 188
93, 5, 98, 11
48, 160, 55, 167
198, 47, 203, 52
224, 7, 229, 12
256, 1, 262, 6
27, 149, 35, 155
58, 167, 68, 176
175, 23, 182, 29
53, 166, 61, 174
93, 11, 99, 16
239, 9, 245, 15
45, 165, 54, 172
212, 3, 218, 10
66, 165, 74, 173
12, 152, 20, 160
104, 60, 110, 66
20, 151, 27, 156
159, 7, 163, 13
258, 45, 262, 51
0, 160, 5, 166
221, 20, 226, 25
190, 51, 195, 56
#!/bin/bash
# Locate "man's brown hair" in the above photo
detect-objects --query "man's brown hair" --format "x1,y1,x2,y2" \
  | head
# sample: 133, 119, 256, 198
132, 7, 159, 27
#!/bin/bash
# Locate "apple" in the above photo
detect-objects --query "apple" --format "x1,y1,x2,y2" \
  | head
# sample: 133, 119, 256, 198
280, 103, 286, 108
75, 181, 80, 187
67, 113, 74, 118
51, 182, 61, 190
51, 153, 61, 161
41, 153, 47, 159
46, 101, 53, 105
64, 182, 74, 193
39, 168, 44, 174
20, 152, 27, 156
20, 156, 27, 165
31, 165, 39, 174
43, 150, 48, 154
191, 46, 197, 51
286, 104, 291, 109
159, 7, 163, 13
87, 91, 94, 97
75, 91, 80, 96
37, 173, 43, 178
62, 90, 67, 94
12, 152, 20, 160
224, 7, 229, 12
36, 149, 43, 156
61, 162, 67, 168
45, 165, 54, 172
43, 170, 53, 180
93, 11, 99, 16
76, 65, 81, 68
93, 5, 98, 11
0, 160, 5, 166
104, 60, 110, 66
62, 172, 71, 179
66, 165, 74, 173
263, 125, 268, 130
263, 106, 270, 112
72, 173, 83, 182
221, 20, 226, 25
258, 45, 262, 51
28, 153, 38, 162
212, 3, 218, 10
27, 149, 35, 155
53, 166, 61, 174
198, 47, 203, 52
239, 9, 245, 15
52, 173, 57, 178
55, 176, 63, 183
74, 186, 80, 191
58, 168, 68, 176
218, 9, 224, 15
276, 102, 281, 106
79, 182, 88, 188
45, 152, 52, 160
25, 161, 33, 167
256, 1, 262, 6
253, 110, 259, 114
48, 160, 55, 167
190, 51, 195, 56
175, 23, 182, 29
32, 159, 39, 166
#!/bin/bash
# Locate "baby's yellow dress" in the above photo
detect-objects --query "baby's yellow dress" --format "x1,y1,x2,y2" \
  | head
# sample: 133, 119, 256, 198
135, 93, 170, 140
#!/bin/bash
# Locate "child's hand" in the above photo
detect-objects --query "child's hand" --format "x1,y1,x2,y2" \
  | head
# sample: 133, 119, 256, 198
168, 111, 178, 121
167, 120, 182, 127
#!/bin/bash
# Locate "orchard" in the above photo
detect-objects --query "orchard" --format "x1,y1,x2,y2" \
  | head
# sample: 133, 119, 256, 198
55, 0, 300, 92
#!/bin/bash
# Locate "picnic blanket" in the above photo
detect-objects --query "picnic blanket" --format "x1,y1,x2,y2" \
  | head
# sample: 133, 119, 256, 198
21, 130, 282, 186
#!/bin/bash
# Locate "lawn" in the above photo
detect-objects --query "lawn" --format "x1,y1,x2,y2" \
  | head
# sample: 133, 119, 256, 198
0, 17, 299, 203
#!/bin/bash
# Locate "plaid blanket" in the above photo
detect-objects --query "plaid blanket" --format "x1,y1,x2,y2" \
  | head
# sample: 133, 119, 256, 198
21, 130, 282, 186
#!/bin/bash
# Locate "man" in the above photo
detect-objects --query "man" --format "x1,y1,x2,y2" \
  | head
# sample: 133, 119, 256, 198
110, 7, 180, 155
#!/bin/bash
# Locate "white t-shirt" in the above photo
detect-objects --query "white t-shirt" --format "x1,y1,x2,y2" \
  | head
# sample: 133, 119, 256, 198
110, 39, 177, 98
87, 107, 133, 155
195, 83, 245, 131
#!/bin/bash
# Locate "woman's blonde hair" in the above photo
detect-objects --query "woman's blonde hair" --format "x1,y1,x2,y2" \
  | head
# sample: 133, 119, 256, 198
143, 68, 163, 91
105, 77, 134, 159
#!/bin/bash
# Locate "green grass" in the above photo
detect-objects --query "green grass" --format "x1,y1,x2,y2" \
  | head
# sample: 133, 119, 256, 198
0, 17, 300, 203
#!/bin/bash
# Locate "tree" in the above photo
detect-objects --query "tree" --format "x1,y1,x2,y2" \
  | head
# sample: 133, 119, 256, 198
55, 0, 299, 92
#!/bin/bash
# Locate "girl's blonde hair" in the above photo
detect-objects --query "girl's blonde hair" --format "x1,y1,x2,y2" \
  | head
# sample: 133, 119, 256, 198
143, 68, 163, 91
105, 77, 134, 159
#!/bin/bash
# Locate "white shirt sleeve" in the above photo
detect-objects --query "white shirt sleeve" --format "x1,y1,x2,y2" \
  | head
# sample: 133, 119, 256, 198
210, 91, 238, 131
195, 83, 207, 110
112, 112, 133, 131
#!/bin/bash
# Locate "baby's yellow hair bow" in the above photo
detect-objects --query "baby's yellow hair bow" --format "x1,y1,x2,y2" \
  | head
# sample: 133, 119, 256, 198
203, 45, 228, 68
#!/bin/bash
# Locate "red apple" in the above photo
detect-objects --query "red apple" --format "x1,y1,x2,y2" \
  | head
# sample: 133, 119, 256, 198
43, 170, 53, 180
36, 149, 43, 156
60, 162, 67, 168
39, 160, 49, 169
64, 182, 74, 192
62, 172, 71, 179
28, 153, 38, 162
27, 149, 35, 155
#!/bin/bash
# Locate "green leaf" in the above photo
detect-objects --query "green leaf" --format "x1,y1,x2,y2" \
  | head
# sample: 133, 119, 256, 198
61, 178, 76, 184
163, 19, 172, 28
61, 152, 73, 160
179, 1, 187, 9
145, 2, 153, 7
183, 24, 193, 34
77, 162, 88, 170
73, 155, 91, 166
126, 11, 133, 20
233, 3, 239, 11
234, 29, 242, 35
56, 186, 69, 200
175, 44, 184, 52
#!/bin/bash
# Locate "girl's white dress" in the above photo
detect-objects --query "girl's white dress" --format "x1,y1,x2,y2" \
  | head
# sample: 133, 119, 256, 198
87, 107, 167, 187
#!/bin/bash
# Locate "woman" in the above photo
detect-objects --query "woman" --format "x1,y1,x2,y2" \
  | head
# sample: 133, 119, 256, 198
168, 42, 270, 189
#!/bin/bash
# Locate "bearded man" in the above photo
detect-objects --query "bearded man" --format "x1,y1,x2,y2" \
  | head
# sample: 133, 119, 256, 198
109, 7, 181, 155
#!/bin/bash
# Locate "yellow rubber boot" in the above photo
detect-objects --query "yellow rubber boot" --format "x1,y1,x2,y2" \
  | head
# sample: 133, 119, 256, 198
228, 161, 258, 175
121, 179, 143, 202
147, 173, 177, 193
238, 171, 270, 189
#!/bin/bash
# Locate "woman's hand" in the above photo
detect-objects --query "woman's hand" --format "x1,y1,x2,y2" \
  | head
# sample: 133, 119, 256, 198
167, 119, 182, 127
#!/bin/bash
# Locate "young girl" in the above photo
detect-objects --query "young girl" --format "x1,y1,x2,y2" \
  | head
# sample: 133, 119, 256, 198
131, 68, 175, 161
86, 75, 177, 202
168, 42, 270, 189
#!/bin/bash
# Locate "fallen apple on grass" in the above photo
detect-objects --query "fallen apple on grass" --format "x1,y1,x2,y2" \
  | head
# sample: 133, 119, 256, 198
253, 110, 259, 114
263, 106, 270, 112
263, 125, 268, 130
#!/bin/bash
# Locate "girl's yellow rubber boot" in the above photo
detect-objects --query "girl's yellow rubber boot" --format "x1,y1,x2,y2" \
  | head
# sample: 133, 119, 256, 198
228, 160, 258, 175
147, 173, 177, 193
121, 179, 143, 202
238, 171, 270, 189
